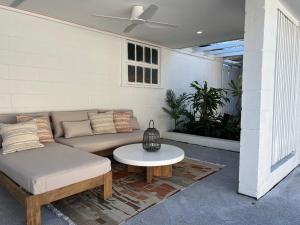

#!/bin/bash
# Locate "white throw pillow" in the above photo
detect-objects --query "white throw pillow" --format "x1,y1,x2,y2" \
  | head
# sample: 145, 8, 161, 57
0, 121, 44, 154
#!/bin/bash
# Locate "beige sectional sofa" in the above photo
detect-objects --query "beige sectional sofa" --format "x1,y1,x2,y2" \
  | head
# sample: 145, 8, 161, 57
0, 109, 143, 225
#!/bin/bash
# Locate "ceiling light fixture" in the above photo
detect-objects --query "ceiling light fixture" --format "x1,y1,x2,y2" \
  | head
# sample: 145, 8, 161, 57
196, 30, 203, 34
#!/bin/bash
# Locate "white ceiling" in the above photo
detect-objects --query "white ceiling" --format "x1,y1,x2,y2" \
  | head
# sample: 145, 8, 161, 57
0, 0, 246, 49
280, 0, 300, 21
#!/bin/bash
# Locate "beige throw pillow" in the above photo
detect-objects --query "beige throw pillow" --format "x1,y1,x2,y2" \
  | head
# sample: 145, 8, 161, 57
62, 120, 93, 138
113, 112, 133, 133
16, 115, 54, 143
88, 111, 116, 134
0, 121, 44, 154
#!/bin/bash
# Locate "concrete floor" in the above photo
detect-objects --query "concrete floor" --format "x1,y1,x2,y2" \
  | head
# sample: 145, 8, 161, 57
1, 139, 300, 225
124, 140, 300, 225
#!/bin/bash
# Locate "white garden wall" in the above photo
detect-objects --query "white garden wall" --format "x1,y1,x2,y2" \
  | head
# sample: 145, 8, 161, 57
0, 6, 223, 131
222, 65, 242, 116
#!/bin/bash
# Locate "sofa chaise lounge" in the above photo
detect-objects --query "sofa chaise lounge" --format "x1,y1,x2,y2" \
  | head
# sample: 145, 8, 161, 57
0, 109, 143, 225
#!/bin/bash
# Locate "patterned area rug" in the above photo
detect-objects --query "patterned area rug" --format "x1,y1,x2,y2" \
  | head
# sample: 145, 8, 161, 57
52, 158, 223, 225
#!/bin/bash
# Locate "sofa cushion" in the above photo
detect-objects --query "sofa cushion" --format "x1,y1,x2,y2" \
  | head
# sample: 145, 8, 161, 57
88, 111, 116, 134
130, 117, 140, 130
0, 142, 111, 194
0, 121, 44, 154
0, 114, 17, 124
62, 120, 93, 138
16, 115, 54, 143
56, 130, 144, 152
51, 110, 97, 138
113, 111, 133, 133
0, 112, 49, 125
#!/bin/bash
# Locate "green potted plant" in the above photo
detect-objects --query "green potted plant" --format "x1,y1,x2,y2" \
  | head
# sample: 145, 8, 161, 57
188, 81, 230, 121
162, 89, 187, 131
228, 75, 243, 115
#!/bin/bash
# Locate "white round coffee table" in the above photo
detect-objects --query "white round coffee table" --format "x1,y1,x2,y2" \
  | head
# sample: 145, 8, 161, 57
113, 143, 185, 182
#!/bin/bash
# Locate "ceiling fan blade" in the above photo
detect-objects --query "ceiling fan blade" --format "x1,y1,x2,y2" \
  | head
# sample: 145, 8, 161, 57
145, 21, 177, 29
138, 4, 158, 20
123, 23, 138, 33
93, 14, 132, 22
10, 0, 25, 8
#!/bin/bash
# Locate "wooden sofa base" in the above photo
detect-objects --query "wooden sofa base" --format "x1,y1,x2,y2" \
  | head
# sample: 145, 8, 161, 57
0, 171, 112, 225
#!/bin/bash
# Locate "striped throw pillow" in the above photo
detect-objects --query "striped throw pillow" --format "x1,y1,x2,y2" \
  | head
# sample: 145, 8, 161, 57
113, 112, 133, 133
16, 115, 54, 143
88, 111, 116, 134
0, 121, 44, 154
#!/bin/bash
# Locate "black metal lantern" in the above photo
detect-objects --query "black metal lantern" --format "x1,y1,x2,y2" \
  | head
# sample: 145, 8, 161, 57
143, 120, 161, 152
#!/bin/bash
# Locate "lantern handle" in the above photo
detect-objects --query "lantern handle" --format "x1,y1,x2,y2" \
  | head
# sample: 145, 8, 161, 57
149, 120, 155, 128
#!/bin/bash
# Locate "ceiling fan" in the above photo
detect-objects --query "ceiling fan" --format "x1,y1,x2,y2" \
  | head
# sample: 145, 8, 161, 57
94, 5, 177, 33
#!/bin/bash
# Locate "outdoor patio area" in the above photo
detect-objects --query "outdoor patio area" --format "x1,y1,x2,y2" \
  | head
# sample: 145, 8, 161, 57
0, 0, 300, 224
1, 139, 300, 225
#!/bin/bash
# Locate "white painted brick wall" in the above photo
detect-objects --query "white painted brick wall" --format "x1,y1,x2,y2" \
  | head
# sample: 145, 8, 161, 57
0, 7, 223, 131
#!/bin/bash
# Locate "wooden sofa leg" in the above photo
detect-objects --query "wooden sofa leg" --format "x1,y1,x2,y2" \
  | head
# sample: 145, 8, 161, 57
25, 196, 41, 225
101, 171, 112, 200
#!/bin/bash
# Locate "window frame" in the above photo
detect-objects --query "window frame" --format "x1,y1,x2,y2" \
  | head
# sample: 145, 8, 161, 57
122, 40, 161, 88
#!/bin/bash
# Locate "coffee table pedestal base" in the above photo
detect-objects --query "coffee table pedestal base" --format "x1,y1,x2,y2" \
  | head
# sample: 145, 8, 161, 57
128, 165, 172, 183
